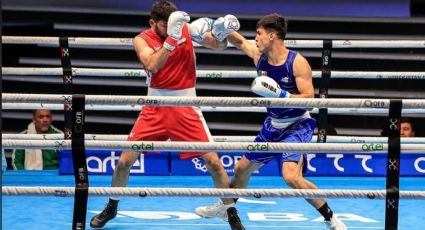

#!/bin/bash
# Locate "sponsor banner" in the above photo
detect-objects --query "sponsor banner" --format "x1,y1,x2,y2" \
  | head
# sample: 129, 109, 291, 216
297, 153, 425, 176
59, 150, 169, 175
170, 152, 279, 176
59, 150, 425, 176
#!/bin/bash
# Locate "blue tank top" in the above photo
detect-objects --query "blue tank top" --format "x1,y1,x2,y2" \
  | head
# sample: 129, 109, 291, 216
256, 50, 307, 119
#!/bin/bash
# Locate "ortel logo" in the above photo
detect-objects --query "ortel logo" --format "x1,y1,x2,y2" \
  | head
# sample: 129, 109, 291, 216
87, 151, 144, 173
247, 143, 269, 151
205, 72, 223, 78
362, 143, 384, 151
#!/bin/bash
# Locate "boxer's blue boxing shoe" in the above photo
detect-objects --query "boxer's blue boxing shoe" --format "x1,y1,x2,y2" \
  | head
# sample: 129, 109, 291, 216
90, 199, 118, 228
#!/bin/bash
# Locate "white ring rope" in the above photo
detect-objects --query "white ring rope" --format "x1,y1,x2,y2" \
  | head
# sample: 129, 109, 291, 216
3, 103, 425, 116
4, 134, 425, 144
3, 67, 425, 80
3, 36, 425, 48
2, 186, 425, 199
3, 140, 425, 153
3, 93, 425, 109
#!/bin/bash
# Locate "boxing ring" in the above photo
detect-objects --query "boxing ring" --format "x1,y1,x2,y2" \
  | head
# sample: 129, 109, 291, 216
2, 36, 425, 230
2, 171, 425, 230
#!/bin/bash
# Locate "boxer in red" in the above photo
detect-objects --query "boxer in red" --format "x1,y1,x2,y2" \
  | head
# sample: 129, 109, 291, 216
90, 1, 243, 229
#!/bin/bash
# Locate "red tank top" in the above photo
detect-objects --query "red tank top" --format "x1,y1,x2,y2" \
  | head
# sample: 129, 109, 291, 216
137, 25, 196, 89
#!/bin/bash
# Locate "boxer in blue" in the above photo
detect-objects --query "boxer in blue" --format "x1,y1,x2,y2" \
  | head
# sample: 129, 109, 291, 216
195, 13, 346, 230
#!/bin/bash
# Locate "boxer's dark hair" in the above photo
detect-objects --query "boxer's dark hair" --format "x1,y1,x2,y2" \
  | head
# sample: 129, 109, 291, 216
151, 0, 178, 22
256, 13, 287, 40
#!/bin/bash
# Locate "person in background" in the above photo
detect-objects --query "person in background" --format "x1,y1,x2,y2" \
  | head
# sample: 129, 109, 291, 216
400, 118, 415, 137
12, 110, 62, 170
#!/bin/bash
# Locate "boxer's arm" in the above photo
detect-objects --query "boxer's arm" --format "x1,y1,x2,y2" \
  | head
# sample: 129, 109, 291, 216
133, 36, 169, 73
227, 32, 261, 66
292, 54, 314, 98
198, 32, 228, 50
189, 17, 227, 50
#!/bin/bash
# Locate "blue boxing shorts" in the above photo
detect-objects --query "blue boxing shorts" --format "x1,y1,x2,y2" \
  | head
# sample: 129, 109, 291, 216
245, 116, 316, 165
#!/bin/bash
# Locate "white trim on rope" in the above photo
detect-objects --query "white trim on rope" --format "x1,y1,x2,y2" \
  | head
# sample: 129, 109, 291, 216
3, 67, 425, 80
2, 186, 425, 199
4, 134, 425, 144
3, 93, 425, 109
3, 36, 425, 48
2, 36, 134, 46
3, 140, 425, 153
3, 103, 425, 116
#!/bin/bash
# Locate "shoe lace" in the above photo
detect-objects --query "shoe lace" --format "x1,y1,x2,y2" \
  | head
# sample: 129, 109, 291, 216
206, 201, 223, 211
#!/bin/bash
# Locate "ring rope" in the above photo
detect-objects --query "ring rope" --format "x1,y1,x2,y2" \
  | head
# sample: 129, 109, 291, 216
4, 134, 425, 144
3, 186, 425, 199
3, 93, 425, 109
3, 103, 425, 116
3, 36, 425, 48
3, 67, 425, 80
3, 140, 425, 153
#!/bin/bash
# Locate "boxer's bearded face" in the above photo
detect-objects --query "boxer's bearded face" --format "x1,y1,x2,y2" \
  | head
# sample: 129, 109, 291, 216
155, 21, 168, 40
151, 19, 168, 40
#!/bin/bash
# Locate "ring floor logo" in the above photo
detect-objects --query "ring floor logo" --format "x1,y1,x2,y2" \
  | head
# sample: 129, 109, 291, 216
87, 210, 380, 228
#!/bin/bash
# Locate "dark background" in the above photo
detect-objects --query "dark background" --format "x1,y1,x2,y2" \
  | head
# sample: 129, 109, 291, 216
2, 0, 425, 137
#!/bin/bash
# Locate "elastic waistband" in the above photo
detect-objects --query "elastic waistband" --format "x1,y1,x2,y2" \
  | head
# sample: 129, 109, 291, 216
271, 112, 311, 129
148, 87, 196, 96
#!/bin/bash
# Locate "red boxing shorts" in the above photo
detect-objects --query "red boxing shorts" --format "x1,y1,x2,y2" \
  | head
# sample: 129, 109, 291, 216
127, 106, 213, 159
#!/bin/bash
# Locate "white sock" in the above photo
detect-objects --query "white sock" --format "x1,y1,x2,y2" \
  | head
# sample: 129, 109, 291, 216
223, 202, 235, 208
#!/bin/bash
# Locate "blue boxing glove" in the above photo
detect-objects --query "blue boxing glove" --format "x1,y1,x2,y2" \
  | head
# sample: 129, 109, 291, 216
251, 76, 291, 98
211, 14, 240, 42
